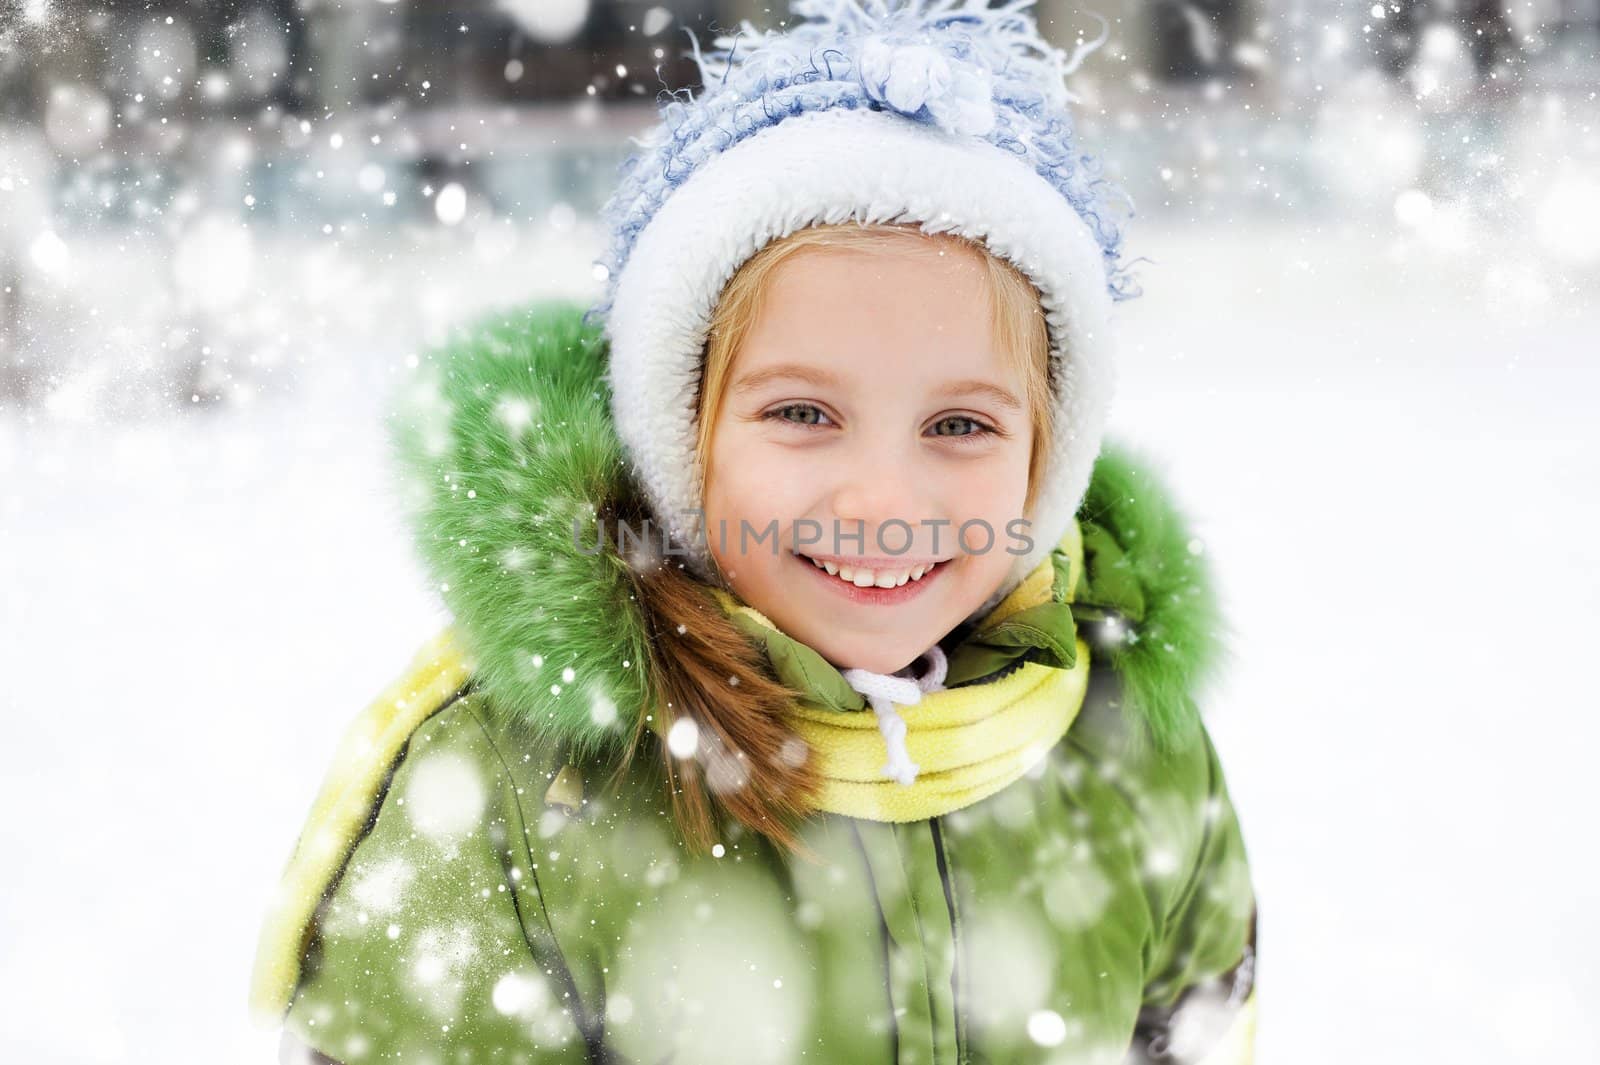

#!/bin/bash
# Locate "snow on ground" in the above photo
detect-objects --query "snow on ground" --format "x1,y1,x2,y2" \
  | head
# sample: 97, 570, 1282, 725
1, 217, 1596, 1063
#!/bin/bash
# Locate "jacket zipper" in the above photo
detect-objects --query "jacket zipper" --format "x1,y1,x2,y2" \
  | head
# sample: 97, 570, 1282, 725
928, 817, 966, 1064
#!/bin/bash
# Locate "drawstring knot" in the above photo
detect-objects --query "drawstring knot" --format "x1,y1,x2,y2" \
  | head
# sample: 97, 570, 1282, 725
841, 645, 948, 786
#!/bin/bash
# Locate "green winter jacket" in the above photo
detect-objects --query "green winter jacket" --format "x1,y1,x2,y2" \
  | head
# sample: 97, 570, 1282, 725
251, 302, 1259, 1064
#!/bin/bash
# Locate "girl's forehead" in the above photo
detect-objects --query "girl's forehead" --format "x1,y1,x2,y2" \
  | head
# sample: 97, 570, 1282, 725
729, 339, 1021, 396
768, 238, 989, 298
743, 266, 994, 357
717, 240, 1031, 400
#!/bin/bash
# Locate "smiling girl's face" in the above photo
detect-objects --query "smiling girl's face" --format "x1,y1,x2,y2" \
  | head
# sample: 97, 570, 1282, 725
701, 236, 1036, 674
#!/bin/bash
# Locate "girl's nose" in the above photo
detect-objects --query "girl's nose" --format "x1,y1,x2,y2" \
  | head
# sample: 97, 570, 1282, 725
829, 460, 929, 548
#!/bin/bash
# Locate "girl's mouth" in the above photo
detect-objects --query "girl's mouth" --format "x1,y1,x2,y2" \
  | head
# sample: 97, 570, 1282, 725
791, 551, 953, 605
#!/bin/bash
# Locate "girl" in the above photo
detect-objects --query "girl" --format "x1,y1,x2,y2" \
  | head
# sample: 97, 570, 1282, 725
252, 3, 1259, 1063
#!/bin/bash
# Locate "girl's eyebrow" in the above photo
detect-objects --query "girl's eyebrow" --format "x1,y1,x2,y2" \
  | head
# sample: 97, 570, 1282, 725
731, 364, 842, 393
936, 379, 1023, 413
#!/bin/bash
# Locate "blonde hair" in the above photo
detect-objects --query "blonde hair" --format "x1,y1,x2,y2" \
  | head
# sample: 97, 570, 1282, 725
697, 220, 1055, 517
622, 221, 1054, 859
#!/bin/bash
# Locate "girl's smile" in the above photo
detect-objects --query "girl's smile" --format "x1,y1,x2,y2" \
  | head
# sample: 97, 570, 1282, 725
791, 549, 955, 606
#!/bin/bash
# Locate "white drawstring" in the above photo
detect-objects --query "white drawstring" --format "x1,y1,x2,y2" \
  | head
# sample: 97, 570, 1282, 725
841, 645, 948, 786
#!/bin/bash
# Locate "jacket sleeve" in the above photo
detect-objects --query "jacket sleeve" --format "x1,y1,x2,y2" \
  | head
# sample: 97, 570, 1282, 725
1130, 724, 1259, 1065
279, 697, 608, 1063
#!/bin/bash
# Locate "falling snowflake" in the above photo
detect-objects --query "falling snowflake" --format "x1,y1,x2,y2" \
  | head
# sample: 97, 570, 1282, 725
403, 751, 489, 842
347, 854, 418, 915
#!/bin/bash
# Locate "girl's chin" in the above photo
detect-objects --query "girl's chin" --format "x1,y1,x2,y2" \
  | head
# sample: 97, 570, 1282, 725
824, 649, 934, 674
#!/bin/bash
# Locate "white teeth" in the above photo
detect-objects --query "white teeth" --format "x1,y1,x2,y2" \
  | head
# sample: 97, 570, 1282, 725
800, 554, 943, 588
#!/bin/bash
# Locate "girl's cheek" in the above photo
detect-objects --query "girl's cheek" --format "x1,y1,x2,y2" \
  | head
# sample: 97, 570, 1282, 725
943, 449, 1030, 508
706, 434, 812, 534
717, 437, 796, 500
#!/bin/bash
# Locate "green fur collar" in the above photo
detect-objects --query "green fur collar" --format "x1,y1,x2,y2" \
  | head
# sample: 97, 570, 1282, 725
388, 301, 1227, 765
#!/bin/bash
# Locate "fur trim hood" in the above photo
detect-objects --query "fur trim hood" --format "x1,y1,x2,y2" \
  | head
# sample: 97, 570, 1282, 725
387, 301, 1229, 766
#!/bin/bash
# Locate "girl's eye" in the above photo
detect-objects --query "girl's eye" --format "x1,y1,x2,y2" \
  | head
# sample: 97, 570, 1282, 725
764, 403, 834, 428
929, 415, 998, 442
761, 407, 998, 441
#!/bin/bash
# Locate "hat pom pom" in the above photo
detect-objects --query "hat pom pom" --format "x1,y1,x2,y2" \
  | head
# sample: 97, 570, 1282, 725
859, 35, 997, 137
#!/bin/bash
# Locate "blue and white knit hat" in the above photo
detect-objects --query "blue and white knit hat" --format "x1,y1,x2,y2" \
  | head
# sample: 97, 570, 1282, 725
587, 0, 1140, 618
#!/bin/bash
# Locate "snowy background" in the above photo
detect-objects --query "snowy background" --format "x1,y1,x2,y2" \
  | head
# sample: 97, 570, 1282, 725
2, 1, 1597, 1062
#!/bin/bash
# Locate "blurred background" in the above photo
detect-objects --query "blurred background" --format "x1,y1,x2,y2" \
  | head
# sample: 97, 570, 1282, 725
1, 1, 1596, 1062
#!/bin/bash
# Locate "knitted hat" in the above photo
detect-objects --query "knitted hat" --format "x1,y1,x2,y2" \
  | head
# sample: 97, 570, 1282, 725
586, 0, 1140, 618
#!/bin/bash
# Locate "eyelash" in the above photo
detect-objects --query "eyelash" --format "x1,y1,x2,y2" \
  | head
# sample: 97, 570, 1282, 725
762, 404, 1000, 443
